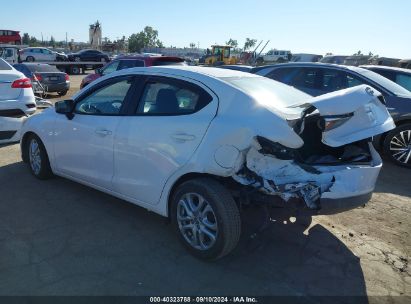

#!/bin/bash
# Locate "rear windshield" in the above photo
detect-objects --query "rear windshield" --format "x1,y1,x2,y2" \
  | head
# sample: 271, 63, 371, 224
224, 76, 310, 115
0, 58, 12, 70
356, 69, 411, 97
26, 64, 60, 73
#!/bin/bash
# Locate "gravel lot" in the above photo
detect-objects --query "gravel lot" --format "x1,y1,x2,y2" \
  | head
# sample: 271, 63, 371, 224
0, 74, 409, 301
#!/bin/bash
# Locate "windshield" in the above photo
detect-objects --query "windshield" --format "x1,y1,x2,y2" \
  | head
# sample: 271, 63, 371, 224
356, 69, 411, 97
26, 64, 60, 72
224, 76, 311, 116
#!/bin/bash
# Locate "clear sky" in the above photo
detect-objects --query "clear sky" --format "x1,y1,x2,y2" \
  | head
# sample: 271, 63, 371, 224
2, 0, 410, 58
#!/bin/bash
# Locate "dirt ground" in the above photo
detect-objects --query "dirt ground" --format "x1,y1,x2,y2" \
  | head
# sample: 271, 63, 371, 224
0, 74, 409, 301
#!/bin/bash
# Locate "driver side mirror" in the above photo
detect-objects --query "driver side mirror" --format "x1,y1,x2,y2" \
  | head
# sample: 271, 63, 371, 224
55, 99, 75, 120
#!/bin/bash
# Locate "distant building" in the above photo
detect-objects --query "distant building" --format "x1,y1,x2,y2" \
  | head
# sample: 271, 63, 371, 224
89, 21, 102, 48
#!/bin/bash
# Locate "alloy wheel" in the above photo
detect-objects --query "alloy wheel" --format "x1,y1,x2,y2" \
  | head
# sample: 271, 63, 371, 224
389, 129, 411, 165
29, 139, 42, 175
176, 193, 218, 250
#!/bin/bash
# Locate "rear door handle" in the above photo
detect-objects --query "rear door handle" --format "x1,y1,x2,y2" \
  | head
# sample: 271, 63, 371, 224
95, 129, 112, 136
171, 133, 196, 142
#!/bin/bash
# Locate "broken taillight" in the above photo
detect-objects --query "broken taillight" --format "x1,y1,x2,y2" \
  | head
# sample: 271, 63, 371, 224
319, 114, 353, 132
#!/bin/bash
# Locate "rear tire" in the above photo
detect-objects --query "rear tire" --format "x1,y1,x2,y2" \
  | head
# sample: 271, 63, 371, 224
171, 178, 241, 260
383, 124, 411, 168
58, 91, 68, 96
26, 134, 53, 179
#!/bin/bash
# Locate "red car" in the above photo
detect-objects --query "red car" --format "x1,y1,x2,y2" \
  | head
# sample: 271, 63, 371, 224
80, 55, 186, 89
0, 30, 21, 44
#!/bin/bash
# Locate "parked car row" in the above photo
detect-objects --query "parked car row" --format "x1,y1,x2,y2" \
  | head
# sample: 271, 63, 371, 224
0, 58, 36, 144
13, 63, 70, 96
17, 47, 110, 63
80, 55, 185, 88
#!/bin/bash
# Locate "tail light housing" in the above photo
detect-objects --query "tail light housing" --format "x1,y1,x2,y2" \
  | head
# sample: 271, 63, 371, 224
65, 74, 70, 81
11, 78, 32, 89
33, 73, 42, 81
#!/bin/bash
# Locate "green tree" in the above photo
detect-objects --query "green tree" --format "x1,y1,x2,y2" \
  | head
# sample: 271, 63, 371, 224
128, 26, 164, 53
50, 36, 56, 47
243, 38, 257, 51
189, 42, 196, 48
29, 36, 40, 47
22, 33, 30, 45
226, 38, 238, 49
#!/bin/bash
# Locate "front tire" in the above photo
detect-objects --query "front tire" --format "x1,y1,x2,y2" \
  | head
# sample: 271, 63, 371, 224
26, 56, 35, 62
27, 135, 53, 179
383, 124, 411, 167
58, 91, 68, 96
171, 178, 241, 260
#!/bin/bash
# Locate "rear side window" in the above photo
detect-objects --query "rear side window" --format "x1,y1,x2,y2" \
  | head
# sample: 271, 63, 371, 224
267, 68, 300, 84
136, 79, 212, 115
373, 69, 395, 81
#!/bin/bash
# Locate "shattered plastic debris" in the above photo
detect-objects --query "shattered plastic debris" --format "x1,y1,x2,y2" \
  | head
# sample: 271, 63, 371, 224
233, 140, 334, 208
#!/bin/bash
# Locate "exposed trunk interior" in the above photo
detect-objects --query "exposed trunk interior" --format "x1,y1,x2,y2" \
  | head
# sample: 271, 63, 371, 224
297, 115, 372, 165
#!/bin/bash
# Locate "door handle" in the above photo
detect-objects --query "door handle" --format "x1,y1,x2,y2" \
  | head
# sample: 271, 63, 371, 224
171, 133, 196, 142
95, 129, 112, 136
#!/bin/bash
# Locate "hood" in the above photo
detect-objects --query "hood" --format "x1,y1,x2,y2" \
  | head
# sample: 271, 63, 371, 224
293, 85, 395, 147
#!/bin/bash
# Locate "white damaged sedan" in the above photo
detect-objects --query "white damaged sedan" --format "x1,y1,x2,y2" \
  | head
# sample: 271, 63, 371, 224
20, 66, 395, 259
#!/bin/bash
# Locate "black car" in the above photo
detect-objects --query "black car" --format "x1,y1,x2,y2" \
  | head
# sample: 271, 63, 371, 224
252, 63, 411, 167
361, 65, 411, 92
13, 63, 70, 96
68, 49, 110, 62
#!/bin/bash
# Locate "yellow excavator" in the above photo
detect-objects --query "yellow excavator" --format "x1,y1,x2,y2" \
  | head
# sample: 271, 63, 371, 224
204, 45, 238, 66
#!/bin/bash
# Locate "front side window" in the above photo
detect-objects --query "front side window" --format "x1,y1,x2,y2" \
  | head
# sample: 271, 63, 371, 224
75, 78, 132, 115
101, 61, 120, 75
118, 59, 143, 70
136, 80, 211, 115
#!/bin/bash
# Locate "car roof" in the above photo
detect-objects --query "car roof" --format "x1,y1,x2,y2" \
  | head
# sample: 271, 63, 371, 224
141, 66, 261, 79
360, 65, 411, 74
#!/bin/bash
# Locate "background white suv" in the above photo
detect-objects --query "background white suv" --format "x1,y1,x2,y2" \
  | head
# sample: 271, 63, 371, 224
258, 49, 292, 64
0, 58, 36, 143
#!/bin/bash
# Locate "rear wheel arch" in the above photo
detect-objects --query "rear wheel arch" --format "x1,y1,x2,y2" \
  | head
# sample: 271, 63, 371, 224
167, 173, 227, 218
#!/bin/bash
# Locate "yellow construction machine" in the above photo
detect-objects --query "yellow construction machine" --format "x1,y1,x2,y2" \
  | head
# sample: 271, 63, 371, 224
204, 45, 238, 66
